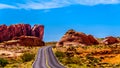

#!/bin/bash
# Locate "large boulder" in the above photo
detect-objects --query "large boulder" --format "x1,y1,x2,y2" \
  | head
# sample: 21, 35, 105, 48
0, 24, 44, 42
102, 36, 119, 45
56, 29, 99, 47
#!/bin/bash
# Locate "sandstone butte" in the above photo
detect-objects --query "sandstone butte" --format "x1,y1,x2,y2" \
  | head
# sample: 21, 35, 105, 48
56, 29, 99, 47
0, 24, 44, 43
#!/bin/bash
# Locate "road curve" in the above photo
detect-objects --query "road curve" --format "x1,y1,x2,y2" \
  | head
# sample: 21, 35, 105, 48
33, 46, 65, 68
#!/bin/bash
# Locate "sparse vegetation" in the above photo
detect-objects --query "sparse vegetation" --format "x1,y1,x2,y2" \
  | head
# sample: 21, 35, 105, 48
0, 40, 41, 68
55, 51, 65, 57
45, 41, 57, 46
21, 53, 35, 62
53, 43, 120, 68
0, 58, 8, 67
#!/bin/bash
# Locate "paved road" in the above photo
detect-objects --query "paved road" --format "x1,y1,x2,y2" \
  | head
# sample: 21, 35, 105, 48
33, 46, 65, 68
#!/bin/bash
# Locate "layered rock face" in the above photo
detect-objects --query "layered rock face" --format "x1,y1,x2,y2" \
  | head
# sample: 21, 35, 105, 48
102, 36, 119, 45
32, 25, 44, 41
56, 29, 99, 47
0, 24, 44, 42
13, 36, 44, 46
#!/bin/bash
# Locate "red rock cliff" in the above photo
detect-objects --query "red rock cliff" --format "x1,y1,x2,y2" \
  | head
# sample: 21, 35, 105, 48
0, 24, 44, 42
32, 25, 44, 41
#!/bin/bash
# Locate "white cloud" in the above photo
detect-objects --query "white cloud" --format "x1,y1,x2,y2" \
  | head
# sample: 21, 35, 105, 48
17, 0, 120, 9
17, 0, 71, 9
75, 0, 120, 5
0, 0, 120, 9
0, 3, 17, 9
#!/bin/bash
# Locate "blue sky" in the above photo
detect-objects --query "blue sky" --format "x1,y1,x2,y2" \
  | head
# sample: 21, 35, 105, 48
0, 0, 120, 42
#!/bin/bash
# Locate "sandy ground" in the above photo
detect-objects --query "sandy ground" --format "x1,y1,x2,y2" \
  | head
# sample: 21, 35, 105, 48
0, 50, 22, 58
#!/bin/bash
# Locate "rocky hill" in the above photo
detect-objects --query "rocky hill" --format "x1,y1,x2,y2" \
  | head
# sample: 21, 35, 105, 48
56, 29, 99, 47
102, 36, 119, 45
0, 24, 44, 42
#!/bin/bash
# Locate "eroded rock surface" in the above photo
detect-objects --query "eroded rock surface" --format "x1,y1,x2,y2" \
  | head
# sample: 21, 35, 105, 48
56, 29, 99, 47
102, 36, 119, 45
13, 36, 45, 46
0, 24, 44, 42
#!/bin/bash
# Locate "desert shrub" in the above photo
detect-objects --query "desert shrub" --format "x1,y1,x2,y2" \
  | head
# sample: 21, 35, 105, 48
66, 57, 81, 64
0, 58, 8, 67
55, 51, 65, 57
21, 53, 35, 62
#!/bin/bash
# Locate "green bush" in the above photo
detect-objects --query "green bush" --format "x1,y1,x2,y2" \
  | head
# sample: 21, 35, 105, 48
21, 53, 35, 62
0, 58, 8, 67
55, 51, 65, 57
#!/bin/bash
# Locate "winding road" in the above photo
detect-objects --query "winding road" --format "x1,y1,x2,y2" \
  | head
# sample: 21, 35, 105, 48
33, 46, 65, 68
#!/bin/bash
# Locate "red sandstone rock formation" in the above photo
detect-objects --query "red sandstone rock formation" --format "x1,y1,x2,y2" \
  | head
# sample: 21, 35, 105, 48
32, 25, 44, 41
15, 36, 44, 46
88, 35, 99, 45
102, 36, 119, 45
56, 29, 99, 47
2, 36, 44, 46
0, 24, 44, 42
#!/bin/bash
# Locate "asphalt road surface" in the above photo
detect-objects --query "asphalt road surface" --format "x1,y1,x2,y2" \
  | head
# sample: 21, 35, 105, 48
33, 46, 65, 68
